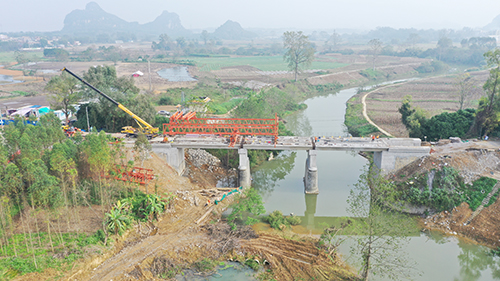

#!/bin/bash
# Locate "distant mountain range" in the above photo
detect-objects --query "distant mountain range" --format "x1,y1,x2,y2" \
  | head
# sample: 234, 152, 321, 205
60, 2, 499, 42
61, 2, 257, 40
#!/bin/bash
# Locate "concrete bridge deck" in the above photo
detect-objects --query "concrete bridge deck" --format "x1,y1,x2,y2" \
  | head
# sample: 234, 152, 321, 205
147, 135, 429, 194
154, 135, 412, 152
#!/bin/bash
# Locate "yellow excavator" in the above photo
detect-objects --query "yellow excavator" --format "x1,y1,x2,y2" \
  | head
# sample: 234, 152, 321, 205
62, 67, 159, 138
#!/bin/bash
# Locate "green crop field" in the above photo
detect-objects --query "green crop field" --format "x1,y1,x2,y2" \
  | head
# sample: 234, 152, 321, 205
187, 55, 348, 72
0, 51, 44, 64
0, 51, 17, 63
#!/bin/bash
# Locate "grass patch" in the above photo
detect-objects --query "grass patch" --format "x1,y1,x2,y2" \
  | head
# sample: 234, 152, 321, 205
344, 102, 378, 137
464, 177, 498, 211
208, 98, 244, 114
359, 68, 386, 80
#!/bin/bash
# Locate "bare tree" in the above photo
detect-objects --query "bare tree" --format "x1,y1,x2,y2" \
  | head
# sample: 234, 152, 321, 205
368, 39, 382, 70
283, 31, 315, 81
454, 73, 477, 110
201, 30, 209, 45
325, 30, 341, 52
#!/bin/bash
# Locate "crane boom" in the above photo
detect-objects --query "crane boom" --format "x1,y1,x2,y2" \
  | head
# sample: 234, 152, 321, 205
62, 67, 159, 136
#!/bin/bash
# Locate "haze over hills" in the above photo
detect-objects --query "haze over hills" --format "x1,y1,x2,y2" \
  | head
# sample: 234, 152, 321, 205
3, 0, 499, 44
62, 2, 191, 38
57, 1, 500, 42
61, 2, 261, 40
212, 20, 257, 40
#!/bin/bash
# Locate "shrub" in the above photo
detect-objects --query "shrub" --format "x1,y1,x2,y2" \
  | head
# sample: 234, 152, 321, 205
266, 210, 301, 230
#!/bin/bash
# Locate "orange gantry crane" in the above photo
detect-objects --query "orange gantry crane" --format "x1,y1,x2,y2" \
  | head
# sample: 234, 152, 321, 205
163, 112, 279, 146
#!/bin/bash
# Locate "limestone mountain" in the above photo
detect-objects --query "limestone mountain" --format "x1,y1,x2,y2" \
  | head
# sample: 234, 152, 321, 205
484, 14, 500, 31
212, 20, 257, 40
61, 2, 190, 37
142, 10, 190, 38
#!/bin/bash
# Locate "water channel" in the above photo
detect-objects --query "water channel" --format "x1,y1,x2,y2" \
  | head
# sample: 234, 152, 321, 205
249, 87, 500, 280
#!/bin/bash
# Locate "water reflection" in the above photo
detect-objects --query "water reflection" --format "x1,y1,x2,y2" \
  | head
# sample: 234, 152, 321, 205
285, 113, 313, 137
157, 66, 197, 82
0, 74, 22, 84
252, 151, 296, 197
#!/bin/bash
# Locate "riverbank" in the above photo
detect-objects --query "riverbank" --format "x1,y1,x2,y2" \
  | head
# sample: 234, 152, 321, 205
388, 139, 500, 249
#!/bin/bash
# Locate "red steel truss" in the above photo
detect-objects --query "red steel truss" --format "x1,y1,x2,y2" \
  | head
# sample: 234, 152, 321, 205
163, 112, 279, 145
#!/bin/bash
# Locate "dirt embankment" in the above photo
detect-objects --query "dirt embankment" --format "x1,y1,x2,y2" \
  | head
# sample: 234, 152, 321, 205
32, 148, 357, 281
393, 140, 500, 248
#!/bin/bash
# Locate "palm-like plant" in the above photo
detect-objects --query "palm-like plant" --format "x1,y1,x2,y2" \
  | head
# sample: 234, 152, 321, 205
145, 194, 166, 221
106, 207, 130, 235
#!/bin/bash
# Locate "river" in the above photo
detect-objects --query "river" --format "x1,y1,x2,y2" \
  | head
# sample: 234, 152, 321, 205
250, 87, 500, 280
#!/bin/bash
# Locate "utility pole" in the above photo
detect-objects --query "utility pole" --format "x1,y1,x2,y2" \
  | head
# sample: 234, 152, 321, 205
148, 59, 152, 92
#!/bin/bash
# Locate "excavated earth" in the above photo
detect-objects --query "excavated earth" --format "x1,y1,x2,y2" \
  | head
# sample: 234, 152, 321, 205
392, 139, 500, 248
16, 148, 356, 281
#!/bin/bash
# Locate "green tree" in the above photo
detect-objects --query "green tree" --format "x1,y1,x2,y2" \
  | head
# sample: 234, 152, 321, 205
227, 188, 265, 230
152, 34, 175, 51
347, 166, 419, 280
45, 72, 81, 125
283, 31, 315, 81
14, 51, 29, 69
398, 95, 429, 138
471, 49, 500, 136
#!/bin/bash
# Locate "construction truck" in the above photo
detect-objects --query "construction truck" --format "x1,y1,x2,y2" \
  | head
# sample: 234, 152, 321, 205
62, 67, 159, 138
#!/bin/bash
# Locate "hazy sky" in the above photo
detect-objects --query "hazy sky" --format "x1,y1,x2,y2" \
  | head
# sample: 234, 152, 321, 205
1, 0, 500, 33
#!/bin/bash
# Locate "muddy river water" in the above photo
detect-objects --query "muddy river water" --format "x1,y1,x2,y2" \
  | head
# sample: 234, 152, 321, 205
248, 87, 500, 280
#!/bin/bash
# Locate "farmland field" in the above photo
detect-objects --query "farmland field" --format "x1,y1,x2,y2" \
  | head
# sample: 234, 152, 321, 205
361, 71, 489, 137
188, 55, 349, 71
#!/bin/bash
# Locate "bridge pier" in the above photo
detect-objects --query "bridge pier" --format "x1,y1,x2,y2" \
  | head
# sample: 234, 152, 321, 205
304, 150, 319, 194
238, 148, 251, 188
151, 144, 185, 175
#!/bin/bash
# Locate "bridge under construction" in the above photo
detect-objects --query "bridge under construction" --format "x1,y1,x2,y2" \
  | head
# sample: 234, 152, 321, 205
144, 112, 430, 193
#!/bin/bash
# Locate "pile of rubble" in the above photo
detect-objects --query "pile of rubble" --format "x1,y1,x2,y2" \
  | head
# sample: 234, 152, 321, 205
186, 149, 221, 172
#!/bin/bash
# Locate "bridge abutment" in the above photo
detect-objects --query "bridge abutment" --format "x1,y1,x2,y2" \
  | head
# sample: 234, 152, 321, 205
304, 150, 319, 194
373, 139, 430, 173
151, 144, 185, 175
238, 148, 251, 188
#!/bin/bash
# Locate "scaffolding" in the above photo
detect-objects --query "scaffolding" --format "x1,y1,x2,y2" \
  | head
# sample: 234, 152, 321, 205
163, 112, 279, 146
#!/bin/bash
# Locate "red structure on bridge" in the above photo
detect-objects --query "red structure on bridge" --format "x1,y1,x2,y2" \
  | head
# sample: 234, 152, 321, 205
163, 112, 279, 146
